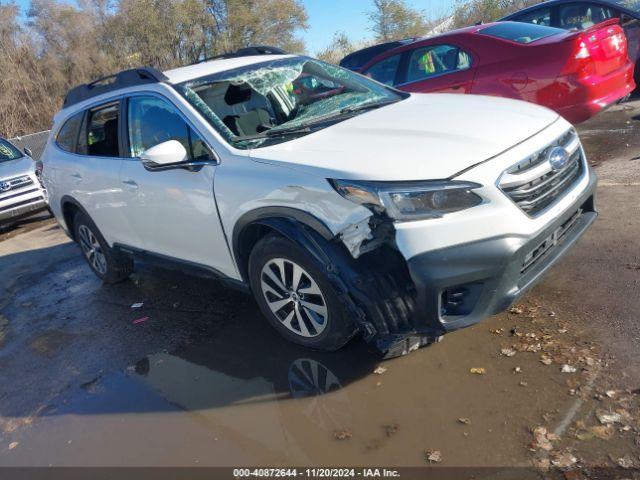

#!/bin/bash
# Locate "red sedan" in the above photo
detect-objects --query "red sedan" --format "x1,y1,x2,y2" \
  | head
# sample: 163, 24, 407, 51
355, 20, 634, 124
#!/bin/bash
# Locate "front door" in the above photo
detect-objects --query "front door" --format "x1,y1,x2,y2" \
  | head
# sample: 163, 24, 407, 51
118, 94, 238, 279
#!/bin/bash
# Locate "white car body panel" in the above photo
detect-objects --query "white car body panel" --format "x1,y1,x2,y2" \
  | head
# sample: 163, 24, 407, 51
392, 117, 588, 259
250, 93, 560, 181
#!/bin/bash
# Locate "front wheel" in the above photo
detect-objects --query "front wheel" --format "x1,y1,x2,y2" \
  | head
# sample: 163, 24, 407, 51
248, 234, 357, 351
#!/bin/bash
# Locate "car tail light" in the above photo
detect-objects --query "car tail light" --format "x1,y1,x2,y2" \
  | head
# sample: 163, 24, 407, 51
566, 38, 596, 78
566, 23, 628, 79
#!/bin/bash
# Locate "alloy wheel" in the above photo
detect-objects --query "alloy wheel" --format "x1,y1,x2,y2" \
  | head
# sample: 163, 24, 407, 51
260, 258, 328, 338
78, 224, 107, 275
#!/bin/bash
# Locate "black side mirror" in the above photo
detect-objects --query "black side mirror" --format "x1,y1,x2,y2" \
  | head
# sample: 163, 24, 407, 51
24, 147, 33, 158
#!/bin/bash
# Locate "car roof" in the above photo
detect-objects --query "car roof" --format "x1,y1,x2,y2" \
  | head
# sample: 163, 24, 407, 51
163, 54, 297, 84
358, 22, 506, 70
501, 0, 639, 20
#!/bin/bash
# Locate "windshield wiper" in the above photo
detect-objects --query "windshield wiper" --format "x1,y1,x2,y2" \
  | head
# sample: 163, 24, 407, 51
232, 99, 400, 144
232, 126, 313, 143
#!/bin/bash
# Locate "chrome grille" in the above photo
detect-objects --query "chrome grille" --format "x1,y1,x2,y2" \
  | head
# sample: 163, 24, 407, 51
0, 175, 34, 195
499, 130, 584, 216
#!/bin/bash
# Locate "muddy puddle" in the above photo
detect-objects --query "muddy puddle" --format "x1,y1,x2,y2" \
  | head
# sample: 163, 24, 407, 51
0, 295, 599, 467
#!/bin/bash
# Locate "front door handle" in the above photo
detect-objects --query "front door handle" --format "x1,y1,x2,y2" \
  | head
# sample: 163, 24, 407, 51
71, 173, 82, 180
122, 180, 139, 190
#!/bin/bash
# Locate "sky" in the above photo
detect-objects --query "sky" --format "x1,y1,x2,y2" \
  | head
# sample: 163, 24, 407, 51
9, 0, 458, 54
302, 0, 457, 53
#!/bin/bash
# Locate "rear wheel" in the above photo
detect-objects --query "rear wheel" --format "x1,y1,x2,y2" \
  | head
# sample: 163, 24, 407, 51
248, 234, 357, 351
73, 211, 132, 283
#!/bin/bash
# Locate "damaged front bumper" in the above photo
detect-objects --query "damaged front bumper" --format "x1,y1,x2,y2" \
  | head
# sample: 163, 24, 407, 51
388, 171, 597, 355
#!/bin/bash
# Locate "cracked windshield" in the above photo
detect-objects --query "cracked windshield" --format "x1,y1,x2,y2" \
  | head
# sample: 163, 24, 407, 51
178, 57, 403, 148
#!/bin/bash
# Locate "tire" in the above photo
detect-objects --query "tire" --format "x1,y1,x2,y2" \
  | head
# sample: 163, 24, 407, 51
248, 234, 357, 351
72, 211, 133, 284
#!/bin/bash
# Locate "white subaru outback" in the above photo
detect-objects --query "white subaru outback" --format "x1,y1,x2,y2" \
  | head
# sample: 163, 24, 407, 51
42, 49, 597, 357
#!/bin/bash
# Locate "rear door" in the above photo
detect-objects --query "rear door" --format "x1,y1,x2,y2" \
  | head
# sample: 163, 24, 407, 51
50, 101, 131, 245
395, 44, 476, 94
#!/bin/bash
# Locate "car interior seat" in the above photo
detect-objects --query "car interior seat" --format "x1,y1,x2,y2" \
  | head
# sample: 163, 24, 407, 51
89, 119, 118, 156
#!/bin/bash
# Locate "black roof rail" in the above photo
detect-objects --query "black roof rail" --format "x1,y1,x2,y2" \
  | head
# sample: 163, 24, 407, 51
195, 45, 288, 64
63, 67, 168, 109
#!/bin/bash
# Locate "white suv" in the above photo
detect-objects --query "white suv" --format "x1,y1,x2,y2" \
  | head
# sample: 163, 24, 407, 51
42, 50, 597, 357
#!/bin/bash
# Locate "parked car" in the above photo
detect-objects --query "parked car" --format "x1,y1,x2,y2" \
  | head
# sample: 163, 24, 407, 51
339, 38, 417, 72
42, 50, 597, 357
0, 137, 48, 226
501, 0, 640, 81
351, 20, 634, 124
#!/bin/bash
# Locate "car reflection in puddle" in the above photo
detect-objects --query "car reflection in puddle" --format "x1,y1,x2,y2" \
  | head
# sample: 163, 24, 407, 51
129, 319, 378, 454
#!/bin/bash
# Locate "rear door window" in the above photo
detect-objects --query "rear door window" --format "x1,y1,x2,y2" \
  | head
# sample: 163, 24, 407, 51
510, 7, 552, 26
56, 111, 84, 153
558, 2, 615, 29
403, 44, 472, 84
87, 103, 121, 158
363, 54, 402, 86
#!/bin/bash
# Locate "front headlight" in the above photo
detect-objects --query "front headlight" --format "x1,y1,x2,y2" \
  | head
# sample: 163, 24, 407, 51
330, 179, 483, 221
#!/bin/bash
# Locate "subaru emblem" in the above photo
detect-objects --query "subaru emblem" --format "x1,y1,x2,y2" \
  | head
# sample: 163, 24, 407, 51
548, 147, 570, 172
0, 181, 10, 193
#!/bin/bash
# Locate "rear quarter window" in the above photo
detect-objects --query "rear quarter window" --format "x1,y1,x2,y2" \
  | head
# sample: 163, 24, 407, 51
56, 111, 84, 153
479, 22, 565, 44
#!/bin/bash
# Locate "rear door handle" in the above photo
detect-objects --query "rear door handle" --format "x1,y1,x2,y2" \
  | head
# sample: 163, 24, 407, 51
71, 173, 82, 183
122, 180, 139, 190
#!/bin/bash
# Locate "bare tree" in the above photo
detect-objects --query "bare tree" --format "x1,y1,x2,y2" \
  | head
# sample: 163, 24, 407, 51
0, 0, 310, 137
451, 0, 544, 28
367, 0, 431, 42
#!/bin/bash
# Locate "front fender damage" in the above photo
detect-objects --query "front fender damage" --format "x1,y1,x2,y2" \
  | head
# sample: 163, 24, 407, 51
267, 215, 445, 358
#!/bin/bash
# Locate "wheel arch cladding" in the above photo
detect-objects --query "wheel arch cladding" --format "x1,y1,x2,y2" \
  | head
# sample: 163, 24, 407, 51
235, 212, 430, 357
232, 208, 335, 283
60, 195, 89, 240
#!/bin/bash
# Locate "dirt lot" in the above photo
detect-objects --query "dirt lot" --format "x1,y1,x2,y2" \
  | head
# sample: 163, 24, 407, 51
0, 103, 639, 472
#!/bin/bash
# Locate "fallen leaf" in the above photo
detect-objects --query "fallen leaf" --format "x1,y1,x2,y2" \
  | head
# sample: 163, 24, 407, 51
591, 425, 614, 440
605, 390, 616, 398
596, 410, 622, 425
531, 426, 556, 451
373, 366, 387, 375
8, 442, 18, 450
540, 356, 553, 366
551, 452, 577, 468
501, 348, 517, 357
519, 381, 528, 387
130, 302, 144, 309
561, 364, 577, 373
469, 367, 486, 375
334, 429, 352, 440
617, 455, 635, 469
513, 367, 522, 374
425, 449, 442, 463
457, 418, 471, 425
509, 305, 524, 314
